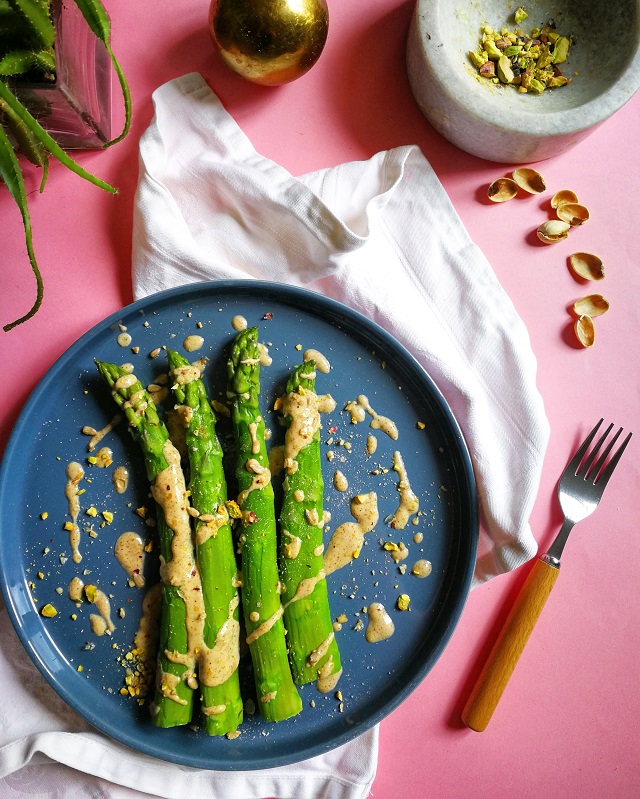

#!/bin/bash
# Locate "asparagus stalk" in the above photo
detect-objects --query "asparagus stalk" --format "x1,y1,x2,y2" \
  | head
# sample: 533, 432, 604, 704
278, 363, 342, 689
166, 349, 243, 736
95, 361, 195, 728
227, 328, 302, 722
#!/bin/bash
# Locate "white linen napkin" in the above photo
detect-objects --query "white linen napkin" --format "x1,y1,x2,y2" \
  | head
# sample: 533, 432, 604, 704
0, 72, 549, 798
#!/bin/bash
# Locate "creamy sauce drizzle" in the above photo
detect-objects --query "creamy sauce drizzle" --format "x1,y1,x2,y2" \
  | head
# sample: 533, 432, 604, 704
366, 434, 378, 455
333, 470, 348, 492
324, 493, 378, 575
84, 414, 121, 451
282, 388, 336, 475
246, 606, 283, 645
231, 315, 247, 331
345, 395, 398, 440
195, 506, 229, 546
94, 446, 113, 467
68, 576, 84, 602
183, 335, 204, 352
117, 332, 132, 347
258, 343, 272, 366
171, 362, 202, 386
283, 530, 302, 559
88, 586, 116, 636
303, 349, 331, 373
248, 419, 261, 455
64, 462, 84, 564
132, 583, 162, 694
115, 532, 145, 587
389, 542, 409, 563
113, 465, 129, 494
150, 440, 240, 696
238, 468, 271, 506
307, 632, 334, 667
390, 451, 419, 529
412, 559, 432, 578
365, 602, 395, 642
317, 657, 342, 693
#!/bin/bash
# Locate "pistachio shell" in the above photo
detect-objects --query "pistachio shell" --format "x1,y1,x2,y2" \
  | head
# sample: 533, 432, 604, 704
537, 220, 570, 243
569, 252, 605, 281
573, 294, 609, 317
556, 202, 590, 226
487, 177, 518, 202
574, 314, 595, 348
512, 167, 546, 194
551, 189, 578, 209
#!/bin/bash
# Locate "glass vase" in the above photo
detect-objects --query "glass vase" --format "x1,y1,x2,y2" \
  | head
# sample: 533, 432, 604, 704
9, 0, 112, 149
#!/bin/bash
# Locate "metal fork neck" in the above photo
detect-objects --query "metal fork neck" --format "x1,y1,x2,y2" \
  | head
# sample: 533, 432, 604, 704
544, 518, 575, 565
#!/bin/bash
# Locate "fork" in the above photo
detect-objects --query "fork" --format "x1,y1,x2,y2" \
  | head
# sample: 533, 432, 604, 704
462, 419, 632, 732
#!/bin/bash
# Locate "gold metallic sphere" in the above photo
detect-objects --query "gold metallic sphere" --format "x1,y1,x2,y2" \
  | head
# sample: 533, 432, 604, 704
208, 0, 329, 85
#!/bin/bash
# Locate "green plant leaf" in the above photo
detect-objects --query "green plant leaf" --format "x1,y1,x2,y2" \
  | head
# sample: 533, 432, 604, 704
0, 121, 43, 331
71, 0, 131, 146
7, 0, 55, 48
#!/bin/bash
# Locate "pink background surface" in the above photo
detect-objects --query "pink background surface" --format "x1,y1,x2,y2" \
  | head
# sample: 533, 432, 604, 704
1, 0, 639, 796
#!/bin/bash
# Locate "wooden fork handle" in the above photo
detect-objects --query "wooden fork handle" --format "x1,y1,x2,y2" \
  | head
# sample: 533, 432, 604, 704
461, 557, 559, 732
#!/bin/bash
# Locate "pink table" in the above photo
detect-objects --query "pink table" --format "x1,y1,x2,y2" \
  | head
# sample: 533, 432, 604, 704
2, 1, 639, 796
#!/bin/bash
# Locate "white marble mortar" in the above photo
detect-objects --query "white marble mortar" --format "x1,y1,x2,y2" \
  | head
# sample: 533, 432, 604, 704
406, 0, 640, 163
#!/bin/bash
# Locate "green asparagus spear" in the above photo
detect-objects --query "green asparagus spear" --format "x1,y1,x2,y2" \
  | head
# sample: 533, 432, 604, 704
166, 349, 243, 736
95, 361, 195, 728
278, 362, 342, 690
227, 328, 302, 722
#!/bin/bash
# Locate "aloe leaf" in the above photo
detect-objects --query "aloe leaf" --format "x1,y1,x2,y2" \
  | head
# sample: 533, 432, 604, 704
0, 48, 55, 77
0, 95, 48, 167
0, 122, 43, 331
7, 0, 55, 48
0, 79, 116, 193
70, 0, 131, 146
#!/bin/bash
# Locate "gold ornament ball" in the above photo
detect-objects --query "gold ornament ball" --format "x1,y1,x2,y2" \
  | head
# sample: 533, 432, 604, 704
208, 0, 329, 86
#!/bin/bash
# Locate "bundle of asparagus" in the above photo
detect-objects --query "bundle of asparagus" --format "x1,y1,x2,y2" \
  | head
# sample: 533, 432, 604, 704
95, 323, 342, 732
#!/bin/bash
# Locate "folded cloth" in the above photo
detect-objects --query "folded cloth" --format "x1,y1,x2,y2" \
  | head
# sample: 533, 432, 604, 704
0, 72, 549, 799
0, 610, 377, 799
133, 73, 549, 582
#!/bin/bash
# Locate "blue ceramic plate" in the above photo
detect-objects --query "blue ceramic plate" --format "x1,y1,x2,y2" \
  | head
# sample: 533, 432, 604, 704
0, 281, 478, 770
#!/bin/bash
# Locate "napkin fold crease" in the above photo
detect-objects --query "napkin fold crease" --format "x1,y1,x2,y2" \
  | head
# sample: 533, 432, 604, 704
0, 71, 549, 799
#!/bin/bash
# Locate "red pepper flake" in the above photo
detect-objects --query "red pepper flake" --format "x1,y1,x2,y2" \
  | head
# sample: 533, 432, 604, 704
328, 426, 338, 434
246, 511, 259, 524
263, 312, 273, 320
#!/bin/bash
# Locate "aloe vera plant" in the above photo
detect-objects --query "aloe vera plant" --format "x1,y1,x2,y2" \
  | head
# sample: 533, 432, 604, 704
0, 0, 131, 332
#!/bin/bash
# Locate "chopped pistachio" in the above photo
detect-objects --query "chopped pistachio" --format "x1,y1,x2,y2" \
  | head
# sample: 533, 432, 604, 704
514, 6, 528, 24
468, 50, 486, 69
497, 56, 515, 83
553, 36, 570, 63
485, 39, 502, 60
41, 603, 57, 618
396, 594, 411, 611
472, 18, 572, 93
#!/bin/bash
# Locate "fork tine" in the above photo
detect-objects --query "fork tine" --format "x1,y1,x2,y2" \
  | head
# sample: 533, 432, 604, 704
566, 418, 603, 475
588, 426, 622, 480
594, 430, 633, 488
581, 422, 615, 476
